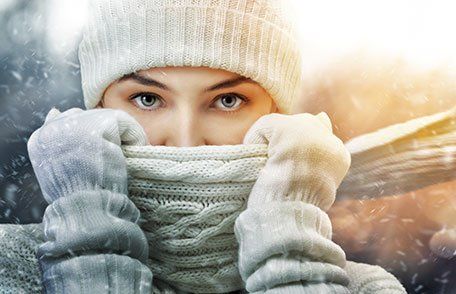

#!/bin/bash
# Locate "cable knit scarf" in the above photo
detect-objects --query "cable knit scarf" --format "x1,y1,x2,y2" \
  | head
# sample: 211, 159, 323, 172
3, 108, 455, 293
120, 143, 268, 293
116, 106, 456, 293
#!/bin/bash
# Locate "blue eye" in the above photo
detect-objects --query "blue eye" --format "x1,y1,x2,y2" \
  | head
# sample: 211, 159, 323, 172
214, 93, 246, 110
130, 93, 163, 110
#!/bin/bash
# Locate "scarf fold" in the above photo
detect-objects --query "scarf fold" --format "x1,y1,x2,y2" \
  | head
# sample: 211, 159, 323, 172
121, 144, 268, 293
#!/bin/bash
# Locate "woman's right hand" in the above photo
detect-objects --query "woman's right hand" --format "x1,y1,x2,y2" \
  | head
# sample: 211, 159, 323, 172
27, 107, 154, 293
27, 107, 148, 203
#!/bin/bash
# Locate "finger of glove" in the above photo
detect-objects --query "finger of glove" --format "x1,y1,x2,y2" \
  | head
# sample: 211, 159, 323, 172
242, 113, 285, 145
61, 108, 147, 146
44, 107, 84, 124
27, 108, 142, 203
30, 108, 85, 155
112, 110, 148, 146
316, 112, 333, 132
44, 107, 61, 123
243, 112, 333, 145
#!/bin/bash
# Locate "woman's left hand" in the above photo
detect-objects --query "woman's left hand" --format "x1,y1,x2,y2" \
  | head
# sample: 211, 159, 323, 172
235, 112, 352, 292
242, 112, 351, 211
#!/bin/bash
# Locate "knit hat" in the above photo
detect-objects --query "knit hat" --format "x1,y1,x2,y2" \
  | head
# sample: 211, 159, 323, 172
78, 0, 303, 114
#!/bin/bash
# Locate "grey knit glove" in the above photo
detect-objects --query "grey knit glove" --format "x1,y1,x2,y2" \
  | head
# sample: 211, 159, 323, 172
234, 112, 351, 293
28, 107, 147, 202
27, 107, 153, 293
242, 112, 351, 210
344, 261, 406, 293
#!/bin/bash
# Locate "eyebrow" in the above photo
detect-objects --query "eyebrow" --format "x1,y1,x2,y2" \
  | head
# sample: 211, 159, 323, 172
118, 72, 257, 93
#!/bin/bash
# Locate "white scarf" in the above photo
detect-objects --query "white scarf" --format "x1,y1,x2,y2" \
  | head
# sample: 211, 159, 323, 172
119, 105, 456, 293
121, 143, 268, 293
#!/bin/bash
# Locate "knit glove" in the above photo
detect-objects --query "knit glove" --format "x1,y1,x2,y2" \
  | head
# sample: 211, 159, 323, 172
344, 261, 406, 293
27, 107, 153, 293
234, 112, 352, 293
242, 112, 351, 210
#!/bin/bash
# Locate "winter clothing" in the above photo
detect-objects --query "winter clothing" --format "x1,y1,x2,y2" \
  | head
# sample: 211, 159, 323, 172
0, 222, 405, 293
79, 0, 303, 114
27, 107, 153, 293
1, 108, 406, 293
235, 112, 351, 293
123, 142, 269, 293
0, 0, 413, 291
0, 223, 44, 293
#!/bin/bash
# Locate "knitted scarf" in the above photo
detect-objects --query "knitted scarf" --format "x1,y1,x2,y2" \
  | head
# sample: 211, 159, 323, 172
117, 106, 456, 293
4, 107, 455, 292
121, 143, 269, 293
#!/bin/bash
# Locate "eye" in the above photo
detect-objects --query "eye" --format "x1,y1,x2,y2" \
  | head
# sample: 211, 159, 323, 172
213, 93, 247, 111
129, 93, 163, 111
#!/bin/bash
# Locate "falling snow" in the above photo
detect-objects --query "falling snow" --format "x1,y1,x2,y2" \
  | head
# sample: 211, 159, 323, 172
0, 0, 455, 293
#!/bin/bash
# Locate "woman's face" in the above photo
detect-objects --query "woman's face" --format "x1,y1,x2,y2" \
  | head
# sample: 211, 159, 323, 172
99, 66, 278, 146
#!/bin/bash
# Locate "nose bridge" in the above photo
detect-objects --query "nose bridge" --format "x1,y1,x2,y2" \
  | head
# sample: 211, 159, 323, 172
168, 107, 205, 147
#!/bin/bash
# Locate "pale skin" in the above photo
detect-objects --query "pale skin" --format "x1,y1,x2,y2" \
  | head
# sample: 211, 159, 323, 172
97, 66, 279, 146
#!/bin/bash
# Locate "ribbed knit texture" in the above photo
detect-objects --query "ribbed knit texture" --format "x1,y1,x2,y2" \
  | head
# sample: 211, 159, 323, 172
122, 143, 269, 293
120, 142, 405, 293
344, 261, 407, 294
0, 223, 406, 293
234, 201, 351, 293
78, 0, 303, 114
1, 140, 408, 293
26, 107, 154, 294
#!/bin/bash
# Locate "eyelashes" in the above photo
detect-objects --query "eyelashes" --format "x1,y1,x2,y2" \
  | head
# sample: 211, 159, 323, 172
210, 93, 249, 112
129, 92, 250, 113
129, 92, 163, 111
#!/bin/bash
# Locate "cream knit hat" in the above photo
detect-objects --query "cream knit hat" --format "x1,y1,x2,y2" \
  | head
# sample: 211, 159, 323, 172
78, 0, 303, 114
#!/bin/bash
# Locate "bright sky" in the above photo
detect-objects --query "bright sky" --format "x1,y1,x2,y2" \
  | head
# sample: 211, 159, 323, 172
288, 0, 456, 73
44, 0, 456, 72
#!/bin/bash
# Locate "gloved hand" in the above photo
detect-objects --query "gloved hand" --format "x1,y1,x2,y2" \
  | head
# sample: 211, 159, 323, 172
242, 112, 351, 211
234, 112, 352, 293
27, 107, 148, 203
27, 107, 153, 293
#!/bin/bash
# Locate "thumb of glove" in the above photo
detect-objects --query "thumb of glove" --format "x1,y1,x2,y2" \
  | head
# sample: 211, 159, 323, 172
44, 107, 61, 123
316, 112, 333, 132
242, 113, 282, 145
43, 107, 85, 125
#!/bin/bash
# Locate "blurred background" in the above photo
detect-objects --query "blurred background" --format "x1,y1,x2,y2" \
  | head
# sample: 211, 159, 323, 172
0, 0, 455, 293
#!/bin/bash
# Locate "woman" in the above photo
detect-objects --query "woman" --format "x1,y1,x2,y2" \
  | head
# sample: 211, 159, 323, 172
1, 0, 405, 293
